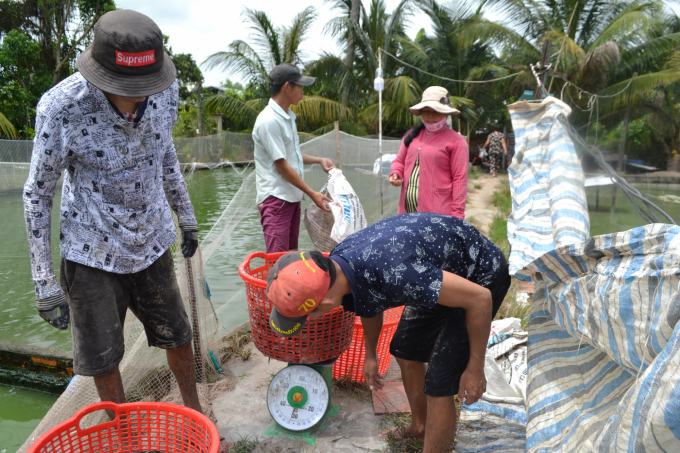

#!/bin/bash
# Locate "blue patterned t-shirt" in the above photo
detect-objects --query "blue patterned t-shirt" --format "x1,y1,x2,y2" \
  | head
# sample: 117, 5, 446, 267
329, 213, 503, 317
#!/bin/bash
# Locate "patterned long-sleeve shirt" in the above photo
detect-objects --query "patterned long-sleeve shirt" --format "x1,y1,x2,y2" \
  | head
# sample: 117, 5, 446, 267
24, 73, 197, 300
390, 127, 468, 219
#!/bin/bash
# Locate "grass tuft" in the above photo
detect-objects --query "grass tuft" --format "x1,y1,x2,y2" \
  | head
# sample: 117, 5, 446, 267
231, 435, 259, 453
474, 183, 482, 190
494, 279, 530, 330
468, 167, 480, 180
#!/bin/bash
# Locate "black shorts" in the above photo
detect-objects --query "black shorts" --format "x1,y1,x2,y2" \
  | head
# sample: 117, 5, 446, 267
389, 255, 511, 397
60, 250, 192, 376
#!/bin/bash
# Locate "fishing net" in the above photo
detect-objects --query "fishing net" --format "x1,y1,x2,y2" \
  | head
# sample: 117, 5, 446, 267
9, 129, 401, 451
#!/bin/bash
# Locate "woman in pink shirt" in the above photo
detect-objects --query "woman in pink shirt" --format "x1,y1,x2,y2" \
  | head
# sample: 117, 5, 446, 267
389, 86, 469, 219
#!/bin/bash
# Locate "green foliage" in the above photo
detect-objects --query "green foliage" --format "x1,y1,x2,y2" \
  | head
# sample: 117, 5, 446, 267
173, 88, 217, 138
0, 30, 52, 137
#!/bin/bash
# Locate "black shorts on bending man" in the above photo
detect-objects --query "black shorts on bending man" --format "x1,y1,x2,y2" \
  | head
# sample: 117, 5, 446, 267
265, 213, 510, 453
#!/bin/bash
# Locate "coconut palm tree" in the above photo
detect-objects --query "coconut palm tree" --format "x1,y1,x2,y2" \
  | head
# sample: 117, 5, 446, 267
202, 7, 351, 132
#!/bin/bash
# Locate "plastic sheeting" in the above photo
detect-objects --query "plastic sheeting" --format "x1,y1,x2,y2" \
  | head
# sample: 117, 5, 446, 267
523, 224, 680, 452
507, 98, 590, 277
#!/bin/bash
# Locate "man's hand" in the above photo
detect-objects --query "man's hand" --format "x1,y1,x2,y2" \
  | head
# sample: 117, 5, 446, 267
310, 191, 333, 212
319, 158, 335, 173
458, 366, 486, 405
181, 226, 199, 258
37, 291, 70, 330
363, 356, 385, 391
389, 173, 403, 187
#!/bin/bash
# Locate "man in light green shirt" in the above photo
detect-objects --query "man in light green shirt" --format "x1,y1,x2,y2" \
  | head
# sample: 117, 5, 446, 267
252, 63, 334, 253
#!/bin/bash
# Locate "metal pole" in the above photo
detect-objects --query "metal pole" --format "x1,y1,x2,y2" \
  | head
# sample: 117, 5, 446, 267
378, 51, 384, 217
334, 121, 344, 171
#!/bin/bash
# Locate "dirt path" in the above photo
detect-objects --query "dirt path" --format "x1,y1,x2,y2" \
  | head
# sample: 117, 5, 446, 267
465, 173, 507, 235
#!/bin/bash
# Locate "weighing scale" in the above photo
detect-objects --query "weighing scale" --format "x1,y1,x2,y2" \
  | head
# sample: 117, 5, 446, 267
266, 360, 336, 432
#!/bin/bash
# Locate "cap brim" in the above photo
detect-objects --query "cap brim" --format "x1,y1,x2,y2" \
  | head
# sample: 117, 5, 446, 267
269, 307, 308, 337
295, 75, 316, 86
409, 100, 459, 116
77, 47, 176, 97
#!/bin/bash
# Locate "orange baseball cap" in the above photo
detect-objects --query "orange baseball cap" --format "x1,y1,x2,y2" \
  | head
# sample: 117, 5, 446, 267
266, 251, 331, 337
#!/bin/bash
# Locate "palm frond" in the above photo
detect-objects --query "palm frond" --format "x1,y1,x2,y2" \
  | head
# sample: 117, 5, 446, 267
395, 35, 432, 69
0, 112, 18, 138
204, 94, 262, 126
291, 95, 354, 124
458, 20, 539, 59
599, 69, 680, 112
591, 2, 660, 49
283, 6, 317, 64
202, 41, 267, 82
242, 8, 284, 67
666, 50, 680, 70
384, 75, 422, 106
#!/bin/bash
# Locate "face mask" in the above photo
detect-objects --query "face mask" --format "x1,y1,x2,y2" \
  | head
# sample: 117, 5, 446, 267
422, 117, 447, 132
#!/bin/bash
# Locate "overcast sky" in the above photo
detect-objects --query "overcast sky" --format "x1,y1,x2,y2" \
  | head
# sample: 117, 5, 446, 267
114, 0, 432, 87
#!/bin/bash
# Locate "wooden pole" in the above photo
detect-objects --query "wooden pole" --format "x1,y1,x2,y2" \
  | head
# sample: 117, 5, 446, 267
334, 121, 344, 171
610, 89, 634, 213
534, 40, 552, 100
547, 2, 579, 94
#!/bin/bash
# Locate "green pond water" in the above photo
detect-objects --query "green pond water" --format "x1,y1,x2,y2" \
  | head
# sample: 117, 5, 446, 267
1, 169, 679, 452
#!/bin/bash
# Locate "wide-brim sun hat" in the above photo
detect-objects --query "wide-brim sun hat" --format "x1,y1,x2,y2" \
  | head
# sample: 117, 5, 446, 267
410, 86, 460, 116
77, 10, 176, 98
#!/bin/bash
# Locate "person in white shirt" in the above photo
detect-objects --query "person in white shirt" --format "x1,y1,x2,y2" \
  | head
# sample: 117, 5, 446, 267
252, 63, 335, 253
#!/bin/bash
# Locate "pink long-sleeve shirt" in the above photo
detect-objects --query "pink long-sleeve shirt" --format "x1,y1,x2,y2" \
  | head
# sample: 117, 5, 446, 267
390, 127, 468, 219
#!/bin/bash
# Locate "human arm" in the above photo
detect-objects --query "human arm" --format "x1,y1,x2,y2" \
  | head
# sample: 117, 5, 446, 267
480, 137, 490, 151
162, 84, 199, 257
274, 159, 332, 211
449, 139, 468, 219
302, 153, 335, 173
361, 313, 385, 390
389, 139, 408, 186
436, 270, 492, 405
502, 138, 508, 155
23, 107, 69, 329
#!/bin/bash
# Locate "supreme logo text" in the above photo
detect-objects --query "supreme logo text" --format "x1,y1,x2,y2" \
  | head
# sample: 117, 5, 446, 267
116, 50, 155, 67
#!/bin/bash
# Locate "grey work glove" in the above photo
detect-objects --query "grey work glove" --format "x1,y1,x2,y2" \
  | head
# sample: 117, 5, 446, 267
181, 226, 199, 258
37, 290, 70, 330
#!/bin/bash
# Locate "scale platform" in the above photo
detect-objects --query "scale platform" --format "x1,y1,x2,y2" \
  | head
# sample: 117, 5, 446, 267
266, 359, 338, 435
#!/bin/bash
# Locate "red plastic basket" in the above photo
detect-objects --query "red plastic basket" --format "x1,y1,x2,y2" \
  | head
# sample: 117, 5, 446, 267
238, 251, 356, 364
27, 401, 219, 453
332, 305, 404, 382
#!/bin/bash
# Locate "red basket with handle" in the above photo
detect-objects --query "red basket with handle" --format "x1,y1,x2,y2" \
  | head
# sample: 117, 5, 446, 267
333, 305, 404, 382
238, 251, 356, 364
27, 401, 219, 453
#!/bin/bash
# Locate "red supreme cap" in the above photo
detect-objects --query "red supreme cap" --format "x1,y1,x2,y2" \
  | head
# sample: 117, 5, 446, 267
266, 251, 331, 337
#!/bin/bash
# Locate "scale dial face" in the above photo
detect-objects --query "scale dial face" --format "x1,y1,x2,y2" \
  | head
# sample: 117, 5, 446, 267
267, 365, 330, 432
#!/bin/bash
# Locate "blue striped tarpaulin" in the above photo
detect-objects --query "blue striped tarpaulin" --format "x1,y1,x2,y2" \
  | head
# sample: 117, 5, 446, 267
522, 224, 680, 452
507, 98, 590, 277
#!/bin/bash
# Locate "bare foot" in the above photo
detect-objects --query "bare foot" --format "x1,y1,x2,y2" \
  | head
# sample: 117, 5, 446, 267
380, 425, 425, 442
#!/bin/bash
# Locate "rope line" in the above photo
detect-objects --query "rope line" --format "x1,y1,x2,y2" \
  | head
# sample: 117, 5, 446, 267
379, 48, 521, 84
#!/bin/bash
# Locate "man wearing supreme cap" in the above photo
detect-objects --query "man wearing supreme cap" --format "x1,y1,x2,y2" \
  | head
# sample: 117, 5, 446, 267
267, 213, 511, 452
252, 63, 335, 253
23, 10, 206, 421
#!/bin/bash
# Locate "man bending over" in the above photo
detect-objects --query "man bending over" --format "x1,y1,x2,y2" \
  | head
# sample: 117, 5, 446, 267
265, 213, 510, 453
